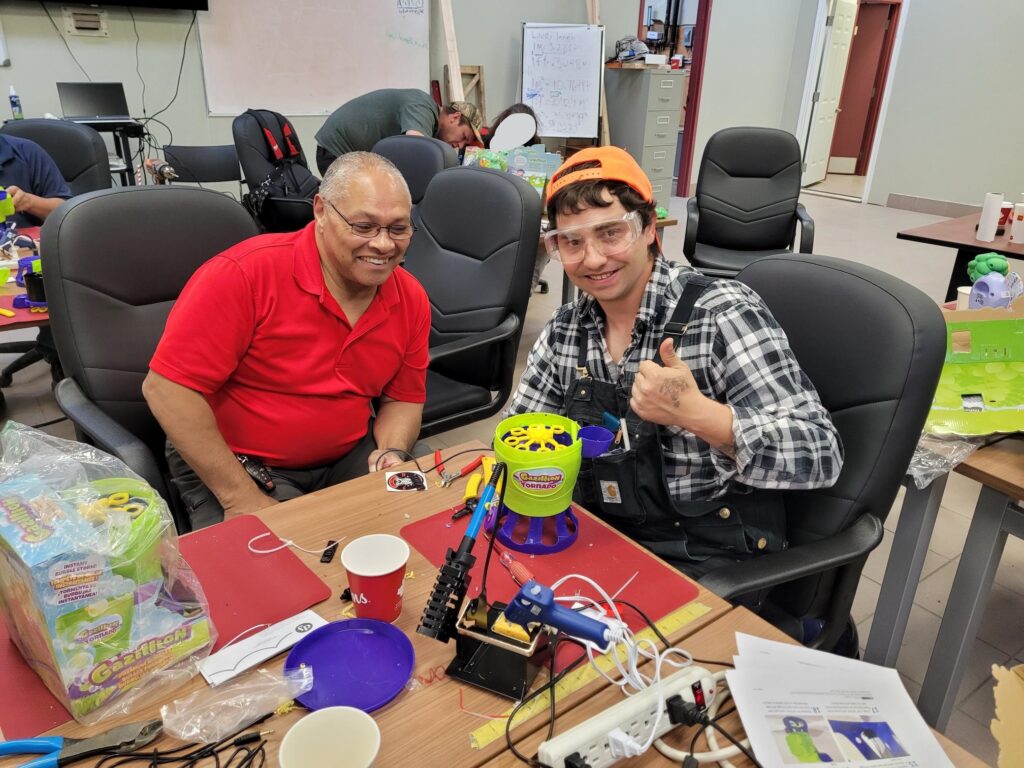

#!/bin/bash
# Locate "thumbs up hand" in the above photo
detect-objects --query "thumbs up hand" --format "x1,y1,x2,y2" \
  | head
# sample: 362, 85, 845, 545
630, 338, 705, 427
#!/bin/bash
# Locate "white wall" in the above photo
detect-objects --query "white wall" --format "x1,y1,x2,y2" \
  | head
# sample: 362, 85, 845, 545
690, 0, 815, 186
0, 0, 643, 171
867, 0, 1024, 206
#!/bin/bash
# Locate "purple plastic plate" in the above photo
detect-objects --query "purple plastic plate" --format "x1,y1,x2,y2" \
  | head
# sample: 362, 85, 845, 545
283, 618, 415, 712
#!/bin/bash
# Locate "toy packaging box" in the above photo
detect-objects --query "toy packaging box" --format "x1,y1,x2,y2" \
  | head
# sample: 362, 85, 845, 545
925, 301, 1024, 436
463, 145, 562, 198
0, 422, 215, 723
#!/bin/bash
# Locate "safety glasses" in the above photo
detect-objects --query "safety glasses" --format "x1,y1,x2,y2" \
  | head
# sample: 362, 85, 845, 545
543, 211, 644, 264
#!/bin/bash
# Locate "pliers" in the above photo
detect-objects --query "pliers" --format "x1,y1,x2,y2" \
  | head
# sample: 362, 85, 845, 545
437, 454, 484, 488
0, 719, 162, 767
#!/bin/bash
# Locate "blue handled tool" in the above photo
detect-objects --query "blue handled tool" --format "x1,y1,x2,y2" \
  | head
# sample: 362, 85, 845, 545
503, 579, 612, 649
0, 719, 161, 767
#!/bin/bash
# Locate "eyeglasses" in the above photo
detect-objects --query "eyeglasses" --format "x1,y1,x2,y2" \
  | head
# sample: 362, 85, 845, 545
325, 199, 417, 240
543, 211, 644, 264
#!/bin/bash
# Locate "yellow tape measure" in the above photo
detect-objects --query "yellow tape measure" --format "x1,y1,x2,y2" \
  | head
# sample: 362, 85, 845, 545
468, 600, 714, 750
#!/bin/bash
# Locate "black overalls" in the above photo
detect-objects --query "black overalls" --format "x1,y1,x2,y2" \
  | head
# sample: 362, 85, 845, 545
564, 275, 787, 579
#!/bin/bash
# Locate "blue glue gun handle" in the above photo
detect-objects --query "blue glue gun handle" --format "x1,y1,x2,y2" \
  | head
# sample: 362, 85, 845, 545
505, 580, 610, 647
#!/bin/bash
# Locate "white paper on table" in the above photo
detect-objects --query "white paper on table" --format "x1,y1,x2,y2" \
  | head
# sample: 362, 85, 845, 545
198, 609, 328, 686
726, 663, 953, 768
734, 632, 865, 672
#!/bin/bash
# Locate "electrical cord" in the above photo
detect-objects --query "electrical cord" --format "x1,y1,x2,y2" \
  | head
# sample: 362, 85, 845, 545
95, 721, 270, 767
40, 2, 90, 81
128, 7, 146, 115
612, 598, 734, 669
506, 635, 589, 768
373, 445, 495, 473
146, 10, 197, 122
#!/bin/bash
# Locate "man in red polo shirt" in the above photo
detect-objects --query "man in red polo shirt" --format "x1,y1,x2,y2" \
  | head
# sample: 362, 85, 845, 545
143, 152, 431, 529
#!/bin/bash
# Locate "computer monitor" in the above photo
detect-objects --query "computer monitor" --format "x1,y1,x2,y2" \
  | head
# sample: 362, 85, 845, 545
56, 82, 132, 121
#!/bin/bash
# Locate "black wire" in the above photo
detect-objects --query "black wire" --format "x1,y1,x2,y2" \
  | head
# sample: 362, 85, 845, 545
41, 2, 90, 81
708, 719, 762, 766
374, 445, 496, 474
478, 463, 509, 606
612, 598, 734, 668
147, 10, 197, 121
128, 7, 146, 115
506, 636, 588, 767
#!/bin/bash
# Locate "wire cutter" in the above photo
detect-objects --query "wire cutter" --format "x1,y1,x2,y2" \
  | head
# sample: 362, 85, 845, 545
440, 455, 483, 488
0, 719, 162, 767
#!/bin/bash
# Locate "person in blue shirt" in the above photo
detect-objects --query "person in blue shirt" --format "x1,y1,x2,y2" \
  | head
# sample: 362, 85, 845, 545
0, 134, 72, 227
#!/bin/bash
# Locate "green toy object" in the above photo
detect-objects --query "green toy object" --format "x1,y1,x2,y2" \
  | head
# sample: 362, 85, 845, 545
494, 413, 581, 518
967, 252, 1010, 283
0, 188, 15, 220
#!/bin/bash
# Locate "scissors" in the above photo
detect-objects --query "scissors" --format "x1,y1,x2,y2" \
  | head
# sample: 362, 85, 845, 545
0, 719, 162, 767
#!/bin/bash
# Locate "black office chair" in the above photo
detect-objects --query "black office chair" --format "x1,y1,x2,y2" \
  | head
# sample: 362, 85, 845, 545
698, 254, 945, 651
684, 127, 814, 277
0, 119, 111, 389
371, 135, 459, 205
402, 166, 541, 438
232, 109, 319, 233
41, 186, 259, 532
163, 144, 243, 197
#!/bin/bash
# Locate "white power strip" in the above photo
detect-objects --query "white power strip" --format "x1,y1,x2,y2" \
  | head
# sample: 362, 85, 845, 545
537, 665, 715, 768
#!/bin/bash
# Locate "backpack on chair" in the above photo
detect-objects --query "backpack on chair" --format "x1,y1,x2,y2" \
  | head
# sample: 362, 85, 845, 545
233, 108, 320, 232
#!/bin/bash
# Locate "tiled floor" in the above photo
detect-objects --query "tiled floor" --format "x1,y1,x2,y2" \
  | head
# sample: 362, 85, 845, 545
6, 193, 1014, 765
808, 173, 867, 199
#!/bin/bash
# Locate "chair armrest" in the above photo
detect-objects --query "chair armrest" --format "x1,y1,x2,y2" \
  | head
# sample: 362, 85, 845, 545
698, 514, 883, 600
429, 314, 520, 365
795, 203, 815, 253
683, 197, 700, 259
54, 378, 167, 494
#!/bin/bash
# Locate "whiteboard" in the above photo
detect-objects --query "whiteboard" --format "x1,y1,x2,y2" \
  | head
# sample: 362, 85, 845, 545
198, 0, 429, 116
521, 23, 604, 139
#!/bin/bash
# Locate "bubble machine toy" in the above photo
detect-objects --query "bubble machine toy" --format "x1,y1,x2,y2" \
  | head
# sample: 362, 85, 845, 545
489, 413, 582, 554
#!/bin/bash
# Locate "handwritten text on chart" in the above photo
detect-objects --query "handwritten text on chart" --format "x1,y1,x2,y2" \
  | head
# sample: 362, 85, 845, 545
397, 0, 424, 14
523, 25, 601, 136
386, 31, 428, 49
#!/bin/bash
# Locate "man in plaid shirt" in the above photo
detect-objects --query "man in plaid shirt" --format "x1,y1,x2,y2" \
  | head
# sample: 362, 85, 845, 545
506, 147, 843, 578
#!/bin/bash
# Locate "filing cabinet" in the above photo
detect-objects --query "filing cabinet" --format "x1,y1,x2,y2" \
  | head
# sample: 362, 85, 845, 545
604, 68, 685, 208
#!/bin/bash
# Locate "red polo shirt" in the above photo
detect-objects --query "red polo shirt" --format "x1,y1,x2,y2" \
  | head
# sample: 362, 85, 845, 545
150, 223, 430, 468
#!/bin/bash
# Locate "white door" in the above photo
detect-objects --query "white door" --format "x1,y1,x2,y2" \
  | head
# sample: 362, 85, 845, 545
802, 0, 857, 186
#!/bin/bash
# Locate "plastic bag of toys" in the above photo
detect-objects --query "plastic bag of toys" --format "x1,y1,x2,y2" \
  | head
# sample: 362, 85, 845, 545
0, 421, 216, 723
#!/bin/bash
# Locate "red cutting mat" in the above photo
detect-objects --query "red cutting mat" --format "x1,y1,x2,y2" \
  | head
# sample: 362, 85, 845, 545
0, 514, 330, 739
400, 505, 699, 634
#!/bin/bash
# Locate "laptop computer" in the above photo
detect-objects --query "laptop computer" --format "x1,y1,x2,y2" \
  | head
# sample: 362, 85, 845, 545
56, 82, 135, 123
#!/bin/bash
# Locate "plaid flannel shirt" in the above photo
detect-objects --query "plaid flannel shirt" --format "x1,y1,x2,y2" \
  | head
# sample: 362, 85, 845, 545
505, 258, 844, 501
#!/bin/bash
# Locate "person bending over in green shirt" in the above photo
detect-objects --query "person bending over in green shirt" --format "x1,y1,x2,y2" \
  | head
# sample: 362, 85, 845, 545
314, 88, 483, 175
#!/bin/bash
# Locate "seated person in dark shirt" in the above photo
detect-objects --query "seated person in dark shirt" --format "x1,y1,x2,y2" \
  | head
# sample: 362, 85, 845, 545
0, 134, 72, 227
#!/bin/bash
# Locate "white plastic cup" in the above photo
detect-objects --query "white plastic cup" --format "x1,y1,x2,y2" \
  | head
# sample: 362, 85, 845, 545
279, 707, 381, 768
956, 286, 972, 310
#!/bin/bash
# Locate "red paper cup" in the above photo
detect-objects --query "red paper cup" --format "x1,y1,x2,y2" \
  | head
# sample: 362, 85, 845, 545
341, 534, 410, 623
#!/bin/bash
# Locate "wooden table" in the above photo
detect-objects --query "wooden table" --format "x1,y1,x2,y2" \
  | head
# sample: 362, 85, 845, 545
897, 212, 1024, 302
0, 443, 731, 767
916, 438, 1024, 730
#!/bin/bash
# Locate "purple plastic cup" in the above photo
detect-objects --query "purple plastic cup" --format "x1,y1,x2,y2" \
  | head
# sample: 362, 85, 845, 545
579, 425, 614, 458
